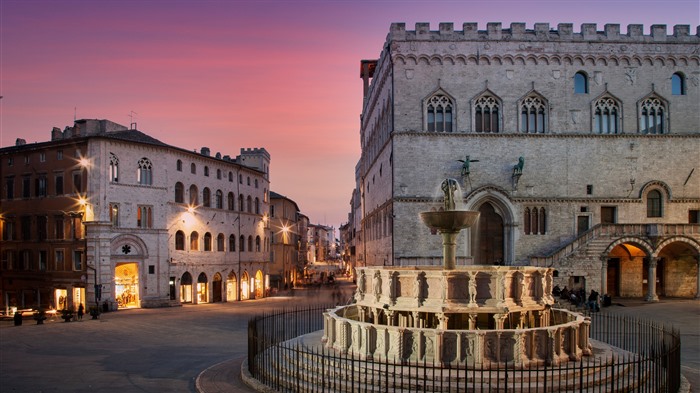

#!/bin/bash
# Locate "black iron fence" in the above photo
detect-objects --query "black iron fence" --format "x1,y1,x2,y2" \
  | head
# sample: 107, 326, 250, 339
248, 305, 681, 392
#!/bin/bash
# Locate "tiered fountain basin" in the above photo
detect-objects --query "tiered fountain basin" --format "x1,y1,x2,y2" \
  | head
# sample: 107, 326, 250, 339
323, 266, 592, 368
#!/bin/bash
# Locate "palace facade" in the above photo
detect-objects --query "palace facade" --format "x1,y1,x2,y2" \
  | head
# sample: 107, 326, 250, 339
351, 22, 700, 300
1, 119, 271, 312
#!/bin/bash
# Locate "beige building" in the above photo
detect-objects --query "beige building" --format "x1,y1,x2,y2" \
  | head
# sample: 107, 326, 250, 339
269, 191, 302, 289
1, 119, 271, 311
352, 22, 700, 300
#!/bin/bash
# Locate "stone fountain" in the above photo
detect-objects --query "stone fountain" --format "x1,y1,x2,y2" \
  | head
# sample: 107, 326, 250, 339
323, 179, 592, 367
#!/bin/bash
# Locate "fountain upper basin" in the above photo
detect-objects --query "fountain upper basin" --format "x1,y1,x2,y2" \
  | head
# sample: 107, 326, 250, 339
419, 210, 480, 232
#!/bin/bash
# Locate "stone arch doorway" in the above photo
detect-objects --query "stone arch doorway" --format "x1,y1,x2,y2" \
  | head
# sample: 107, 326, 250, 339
465, 187, 515, 265
476, 202, 504, 265
212, 273, 223, 302
241, 271, 250, 300
605, 241, 651, 298
197, 272, 208, 303
654, 239, 699, 298
254, 270, 264, 299
226, 272, 238, 302
180, 272, 193, 303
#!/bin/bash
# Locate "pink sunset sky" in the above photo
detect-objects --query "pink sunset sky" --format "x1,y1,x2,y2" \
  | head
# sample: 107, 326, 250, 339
1, 0, 698, 230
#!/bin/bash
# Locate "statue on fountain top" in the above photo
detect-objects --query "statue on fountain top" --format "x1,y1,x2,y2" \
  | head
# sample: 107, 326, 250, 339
441, 178, 459, 211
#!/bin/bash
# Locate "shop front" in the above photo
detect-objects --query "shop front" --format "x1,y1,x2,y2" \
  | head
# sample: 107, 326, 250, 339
114, 262, 140, 308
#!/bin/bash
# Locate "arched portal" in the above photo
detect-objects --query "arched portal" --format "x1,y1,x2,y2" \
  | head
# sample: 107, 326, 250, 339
655, 240, 699, 298
255, 270, 265, 299
226, 272, 238, 302
115, 262, 140, 308
606, 242, 649, 297
197, 272, 208, 303
180, 272, 193, 303
241, 271, 250, 300
212, 273, 223, 302
477, 202, 504, 265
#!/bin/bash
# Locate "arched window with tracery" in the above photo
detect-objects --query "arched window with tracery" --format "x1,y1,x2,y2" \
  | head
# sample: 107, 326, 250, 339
639, 96, 667, 134
247, 196, 252, 213
425, 94, 453, 132
248, 235, 253, 251
519, 93, 548, 133
593, 96, 620, 134
255, 236, 261, 252
239, 194, 244, 211
474, 94, 500, 133
229, 234, 236, 251
137, 157, 153, 185
109, 153, 119, 182
239, 235, 245, 252
255, 197, 260, 214
524, 206, 547, 235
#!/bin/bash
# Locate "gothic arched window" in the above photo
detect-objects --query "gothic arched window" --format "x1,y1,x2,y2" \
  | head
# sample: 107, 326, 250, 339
593, 96, 620, 134
137, 157, 152, 185
639, 96, 667, 134
474, 94, 500, 133
109, 153, 119, 182
426, 94, 453, 132
520, 94, 548, 133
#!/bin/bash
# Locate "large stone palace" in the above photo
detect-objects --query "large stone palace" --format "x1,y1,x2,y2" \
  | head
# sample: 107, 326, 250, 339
347, 22, 700, 300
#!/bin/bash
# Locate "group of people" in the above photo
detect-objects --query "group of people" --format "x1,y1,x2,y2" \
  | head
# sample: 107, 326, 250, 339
552, 285, 602, 312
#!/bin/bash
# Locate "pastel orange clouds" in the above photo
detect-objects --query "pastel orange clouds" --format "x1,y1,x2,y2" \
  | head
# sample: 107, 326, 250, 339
1, 0, 697, 228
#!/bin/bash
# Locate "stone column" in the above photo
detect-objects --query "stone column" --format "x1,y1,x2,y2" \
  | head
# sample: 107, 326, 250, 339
696, 256, 700, 299
493, 313, 507, 329
363, 325, 374, 359
468, 313, 477, 330
412, 311, 420, 328
646, 257, 659, 302
600, 257, 608, 295
437, 313, 449, 329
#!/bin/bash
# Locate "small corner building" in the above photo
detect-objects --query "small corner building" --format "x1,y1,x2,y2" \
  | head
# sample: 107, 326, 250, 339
347, 22, 700, 301
0, 119, 272, 313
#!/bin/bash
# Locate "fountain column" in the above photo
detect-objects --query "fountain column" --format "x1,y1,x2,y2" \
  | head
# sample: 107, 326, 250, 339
441, 230, 459, 270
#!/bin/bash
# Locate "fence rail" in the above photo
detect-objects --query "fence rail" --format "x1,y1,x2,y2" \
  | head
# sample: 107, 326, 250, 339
248, 305, 681, 392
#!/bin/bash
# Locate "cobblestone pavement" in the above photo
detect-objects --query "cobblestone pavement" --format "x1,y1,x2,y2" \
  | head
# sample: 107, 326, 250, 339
1, 282, 698, 393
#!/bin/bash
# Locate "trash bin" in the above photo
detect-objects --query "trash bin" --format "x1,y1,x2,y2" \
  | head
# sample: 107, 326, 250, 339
13, 311, 22, 326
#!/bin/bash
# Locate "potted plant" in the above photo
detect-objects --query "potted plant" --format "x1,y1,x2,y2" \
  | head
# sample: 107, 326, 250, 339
33, 308, 47, 325
60, 308, 74, 322
89, 306, 100, 320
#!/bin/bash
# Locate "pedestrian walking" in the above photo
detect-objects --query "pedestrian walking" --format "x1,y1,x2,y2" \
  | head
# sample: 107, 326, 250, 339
77, 304, 84, 320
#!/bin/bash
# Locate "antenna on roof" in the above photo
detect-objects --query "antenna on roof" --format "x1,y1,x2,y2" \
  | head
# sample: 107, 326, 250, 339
129, 111, 138, 130
74, 107, 77, 121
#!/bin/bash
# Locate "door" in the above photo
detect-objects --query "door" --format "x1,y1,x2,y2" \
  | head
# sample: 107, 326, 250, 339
477, 203, 504, 265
